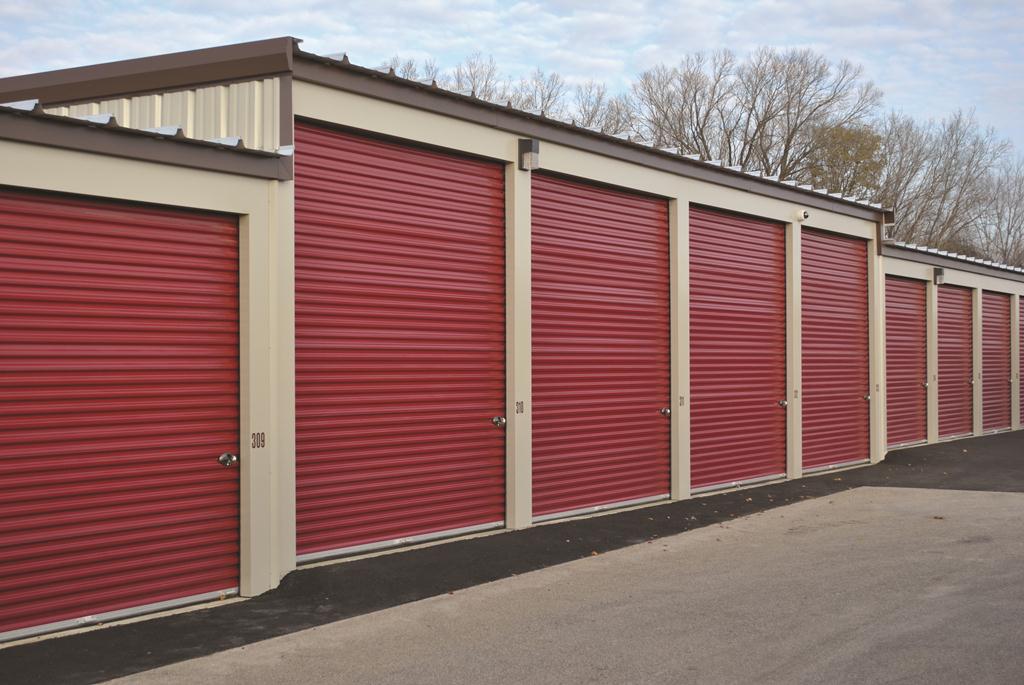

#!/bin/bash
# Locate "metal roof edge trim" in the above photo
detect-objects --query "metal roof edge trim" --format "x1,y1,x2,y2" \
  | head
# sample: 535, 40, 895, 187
0, 107, 292, 181
0, 37, 297, 106
292, 50, 888, 224
881, 243, 1024, 284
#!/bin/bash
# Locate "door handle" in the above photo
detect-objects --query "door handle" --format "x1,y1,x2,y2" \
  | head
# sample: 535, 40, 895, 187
863, 394, 871, 401
218, 452, 238, 467
921, 382, 929, 389
659, 407, 671, 417
491, 416, 507, 428
778, 400, 788, 408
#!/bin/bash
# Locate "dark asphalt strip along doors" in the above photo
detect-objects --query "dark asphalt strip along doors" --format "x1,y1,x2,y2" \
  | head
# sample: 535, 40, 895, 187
0, 190, 240, 640
294, 123, 506, 559
885, 276, 927, 447
531, 174, 670, 519
801, 228, 870, 470
689, 207, 787, 490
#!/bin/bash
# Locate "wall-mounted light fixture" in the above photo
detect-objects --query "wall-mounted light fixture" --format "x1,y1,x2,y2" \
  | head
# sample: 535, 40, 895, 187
933, 267, 945, 285
518, 138, 540, 171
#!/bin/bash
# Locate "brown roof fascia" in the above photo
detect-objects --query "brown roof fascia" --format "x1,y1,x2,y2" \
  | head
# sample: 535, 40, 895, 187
0, 37, 297, 106
881, 244, 1024, 284
0, 109, 292, 181
292, 50, 887, 224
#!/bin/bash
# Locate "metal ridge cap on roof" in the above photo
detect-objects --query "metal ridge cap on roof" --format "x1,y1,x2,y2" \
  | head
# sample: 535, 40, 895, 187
292, 47, 892, 221
0, 37, 298, 106
0, 102, 292, 181
882, 239, 1024, 279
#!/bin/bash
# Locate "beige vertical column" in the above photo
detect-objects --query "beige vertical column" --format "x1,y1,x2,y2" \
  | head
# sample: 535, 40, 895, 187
239, 179, 294, 595
1012, 294, 1021, 431
972, 288, 984, 435
785, 223, 803, 478
505, 164, 533, 529
925, 280, 940, 443
670, 200, 689, 499
239, 203, 274, 596
868, 239, 886, 463
271, 180, 297, 581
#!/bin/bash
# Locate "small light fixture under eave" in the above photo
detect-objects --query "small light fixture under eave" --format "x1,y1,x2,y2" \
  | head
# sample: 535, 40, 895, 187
933, 267, 945, 285
518, 138, 540, 171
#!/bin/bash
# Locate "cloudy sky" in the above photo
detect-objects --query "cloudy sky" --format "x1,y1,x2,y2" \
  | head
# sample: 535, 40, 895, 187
1, 0, 1022, 148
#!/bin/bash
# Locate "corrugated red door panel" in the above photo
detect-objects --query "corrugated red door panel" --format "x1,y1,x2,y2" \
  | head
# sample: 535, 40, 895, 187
937, 285, 974, 438
689, 207, 787, 488
982, 291, 1012, 432
801, 229, 870, 469
294, 123, 506, 557
531, 174, 670, 517
0, 190, 239, 638
884, 276, 927, 446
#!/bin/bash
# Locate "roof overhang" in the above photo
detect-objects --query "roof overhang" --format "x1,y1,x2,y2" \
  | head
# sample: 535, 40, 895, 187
882, 243, 1024, 284
290, 51, 888, 224
0, 37, 892, 222
0, 106, 292, 180
0, 37, 297, 105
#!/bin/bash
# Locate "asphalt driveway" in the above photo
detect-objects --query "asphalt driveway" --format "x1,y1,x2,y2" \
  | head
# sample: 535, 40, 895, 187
117, 486, 1024, 685
3, 431, 1022, 684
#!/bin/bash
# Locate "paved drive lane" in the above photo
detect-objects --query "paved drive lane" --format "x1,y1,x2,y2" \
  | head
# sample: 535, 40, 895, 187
118, 487, 1024, 685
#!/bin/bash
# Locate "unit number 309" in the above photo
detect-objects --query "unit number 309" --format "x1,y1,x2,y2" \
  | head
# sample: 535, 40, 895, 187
251, 432, 266, 449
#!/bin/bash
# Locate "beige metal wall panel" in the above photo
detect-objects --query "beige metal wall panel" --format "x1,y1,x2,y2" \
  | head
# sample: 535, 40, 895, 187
43, 77, 280, 151
161, 90, 194, 132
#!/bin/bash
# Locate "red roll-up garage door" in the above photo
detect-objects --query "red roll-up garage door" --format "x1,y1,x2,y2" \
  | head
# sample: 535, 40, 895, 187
937, 284, 974, 438
982, 291, 1012, 432
0, 190, 239, 640
532, 174, 670, 518
802, 229, 870, 470
689, 207, 787, 489
885, 276, 927, 447
294, 123, 506, 558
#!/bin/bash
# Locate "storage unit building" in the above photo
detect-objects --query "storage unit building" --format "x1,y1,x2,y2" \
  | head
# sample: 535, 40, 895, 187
0, 102, 289, 641
982, 291, 1013, 432
2, 37, 1023, 642
936, 284, 975, 438
293, 122, 507, 559
801, 229, 871, 471
689, 207, 787, 490
885, 276, 928, 447
531, 174, 670, 519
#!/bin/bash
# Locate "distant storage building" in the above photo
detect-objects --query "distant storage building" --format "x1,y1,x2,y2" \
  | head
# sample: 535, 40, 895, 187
0, 37, 1021, 641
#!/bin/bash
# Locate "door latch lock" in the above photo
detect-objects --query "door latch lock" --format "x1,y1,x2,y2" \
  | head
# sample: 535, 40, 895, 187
491, 416, 507, 428
659, 407, 671, 417
778, 399, 788, 408
863, 394, 871, 401
218, 452, 238, 467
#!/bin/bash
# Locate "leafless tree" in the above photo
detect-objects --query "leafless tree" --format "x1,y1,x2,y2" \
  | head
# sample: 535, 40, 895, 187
571, 80, 633, 134
977, 156, 1024, 265
380, 48, 1024, 266
880, 110, 1010, 251
631, 48, 882, 179
509, 69, 568, 117
377, 56, 440, 82
447, 52, 510, 102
